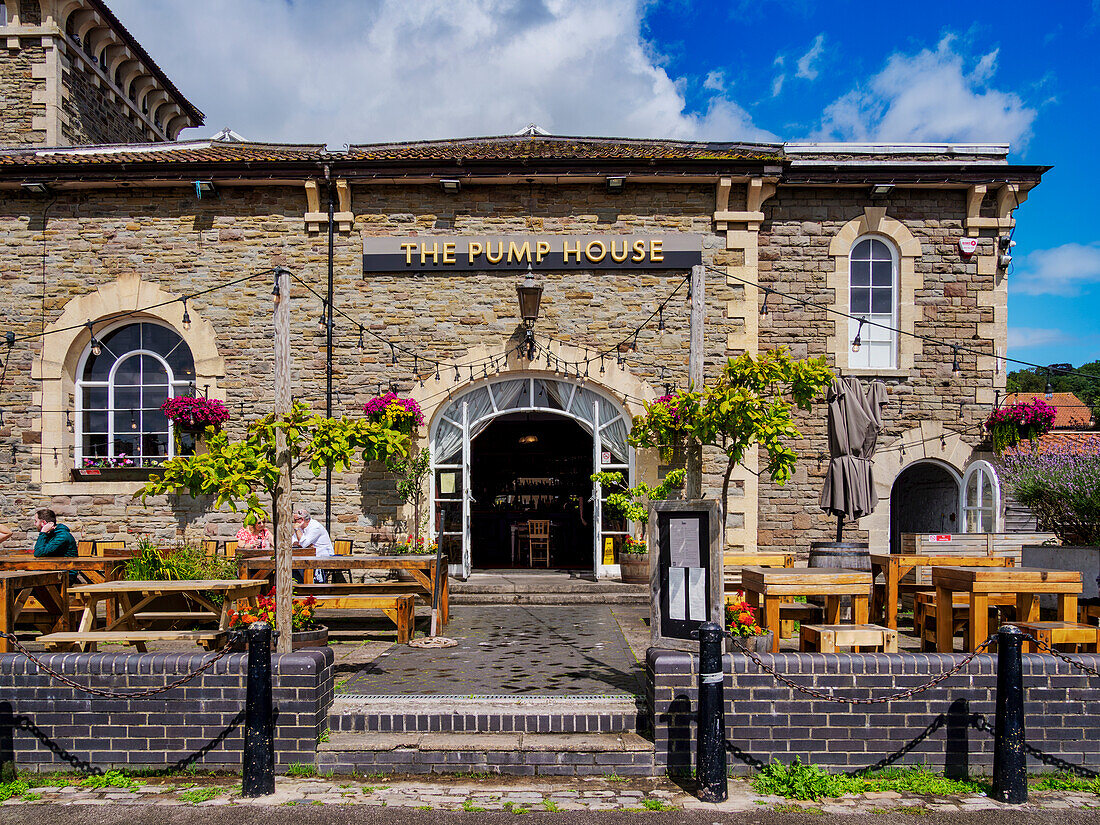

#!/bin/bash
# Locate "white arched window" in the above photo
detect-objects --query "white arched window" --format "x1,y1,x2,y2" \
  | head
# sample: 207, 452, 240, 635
961, 460, 1000, 533
75, 321, 196, 467
848, 236, 898, 369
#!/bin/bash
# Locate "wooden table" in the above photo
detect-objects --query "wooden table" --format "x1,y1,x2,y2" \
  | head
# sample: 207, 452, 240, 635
41, 579, 263, 652
0, 570, 69, 652
740, 566, 873, 653
237, 554, 449, 627
933, 566, 1082, 653
870, 553, 1015, 629
0, 554, 130, 584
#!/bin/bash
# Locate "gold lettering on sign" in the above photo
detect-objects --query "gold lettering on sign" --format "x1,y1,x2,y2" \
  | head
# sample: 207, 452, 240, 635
536, 241, 551, 262
631, 239, 647, 262
609, 240, 629, 263
468, 241, 483, 263
650, 240, 664, 262
420, 243, 440, 264
485, 241, 504, 264
508, 241, 532, 263
563, 241, 581, 263
400, 242, 417, 265
585, 240, 607, 262
443, 242, 456, 264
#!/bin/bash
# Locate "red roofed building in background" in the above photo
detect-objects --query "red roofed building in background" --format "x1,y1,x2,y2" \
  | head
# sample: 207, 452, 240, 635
1002, 392, 1095, 430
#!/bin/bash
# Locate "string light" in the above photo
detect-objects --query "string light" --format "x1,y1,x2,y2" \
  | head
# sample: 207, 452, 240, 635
952, 347, 960, 377
86, 321, 101, 357
181, 297, 191, 331
760, 290, 769, 317
851, 317, 865, 354
658, 307, 665, 331
357, 325, 364, 349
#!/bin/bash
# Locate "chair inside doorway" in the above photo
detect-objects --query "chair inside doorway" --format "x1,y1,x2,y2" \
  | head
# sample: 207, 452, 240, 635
470, 413, 593, 570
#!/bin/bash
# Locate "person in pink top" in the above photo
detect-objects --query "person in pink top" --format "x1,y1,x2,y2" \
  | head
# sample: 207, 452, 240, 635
236, 519, 272, 552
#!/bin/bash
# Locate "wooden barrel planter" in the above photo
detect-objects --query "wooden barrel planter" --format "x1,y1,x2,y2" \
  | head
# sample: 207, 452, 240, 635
292, 626, 329, 649
808, 541, 870, 571
620, 554, 650, 584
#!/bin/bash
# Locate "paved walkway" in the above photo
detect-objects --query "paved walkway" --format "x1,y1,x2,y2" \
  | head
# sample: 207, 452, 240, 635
339, 604, 646, 696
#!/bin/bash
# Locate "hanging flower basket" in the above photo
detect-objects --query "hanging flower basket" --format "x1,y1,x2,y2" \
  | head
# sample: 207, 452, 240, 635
161, 396, 231, 435
984, 398, 1056, 454
363, 392, 424, 435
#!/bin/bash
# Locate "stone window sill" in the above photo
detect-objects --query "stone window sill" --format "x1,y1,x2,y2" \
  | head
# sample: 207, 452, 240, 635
843, 368, 911, 380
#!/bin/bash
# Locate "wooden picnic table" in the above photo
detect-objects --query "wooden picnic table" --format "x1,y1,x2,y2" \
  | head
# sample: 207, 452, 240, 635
932, 566, 1082, 653
0, 570, 69, 652
38, 579, 263, 652
0, 554, 130, 584
740, 566, 873, 653
870, 553, 1015, 629
237, 554, 449, 627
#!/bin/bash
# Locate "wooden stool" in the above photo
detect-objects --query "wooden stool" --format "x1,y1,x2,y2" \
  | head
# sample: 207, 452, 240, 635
915, 590, 1017, 652
1078, 602, 1100, 626
1008, 621, 1100, 654
800, 623, 898, 653
779, 602, 823, 639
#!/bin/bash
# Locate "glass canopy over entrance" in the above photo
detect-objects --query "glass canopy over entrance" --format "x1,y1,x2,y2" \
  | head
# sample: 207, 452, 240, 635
430, 375, 633, 579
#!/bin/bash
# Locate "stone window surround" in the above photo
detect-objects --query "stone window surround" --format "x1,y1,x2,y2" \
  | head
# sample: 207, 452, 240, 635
827, 207, 923, 376
32, 272, 225, 494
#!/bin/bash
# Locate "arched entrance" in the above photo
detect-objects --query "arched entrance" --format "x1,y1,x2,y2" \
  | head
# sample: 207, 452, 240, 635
430, 375, 633, 579
889, 460, 962, 553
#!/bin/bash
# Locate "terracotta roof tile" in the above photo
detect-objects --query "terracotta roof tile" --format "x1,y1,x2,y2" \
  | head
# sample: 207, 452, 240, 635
347, 134, 783, 162
0, 142, 328, 166
1011, 431, 1100, 454
1002, 392, 1095, 429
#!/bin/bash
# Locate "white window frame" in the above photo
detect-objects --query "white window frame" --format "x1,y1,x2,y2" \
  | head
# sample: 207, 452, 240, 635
74, 321, 194, 467
848, 235, 898, 370
961, 460, 1001, 533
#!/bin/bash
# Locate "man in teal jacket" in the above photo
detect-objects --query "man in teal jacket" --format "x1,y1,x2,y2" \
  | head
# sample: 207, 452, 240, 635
33, 508, 78, 557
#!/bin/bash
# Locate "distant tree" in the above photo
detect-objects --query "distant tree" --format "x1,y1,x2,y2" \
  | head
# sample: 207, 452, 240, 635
1006, 362, 1100, 427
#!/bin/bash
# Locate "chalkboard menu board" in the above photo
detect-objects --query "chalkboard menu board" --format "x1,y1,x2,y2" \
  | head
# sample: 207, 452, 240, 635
648, 499, 723, 651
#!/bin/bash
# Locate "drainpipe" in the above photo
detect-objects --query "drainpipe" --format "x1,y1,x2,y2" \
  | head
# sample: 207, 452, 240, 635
325, 165, 334, 533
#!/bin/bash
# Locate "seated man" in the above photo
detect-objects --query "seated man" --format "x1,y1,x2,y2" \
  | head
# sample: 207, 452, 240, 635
292, 508, 343, 584
33, 508, 77, 557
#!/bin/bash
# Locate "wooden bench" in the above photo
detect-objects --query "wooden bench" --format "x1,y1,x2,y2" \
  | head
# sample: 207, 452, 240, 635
1079, 602, 1100, 626
302, 589, 416, 644
37, 629, 227, 651
1007, 621, 1100, 654
133, 610, 220, 628
915, 590, 1017, 652
800, 623, 898, 653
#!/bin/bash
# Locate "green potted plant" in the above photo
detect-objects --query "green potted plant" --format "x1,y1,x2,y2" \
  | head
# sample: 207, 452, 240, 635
590, 469, 685, 584
725, 596, 773, 653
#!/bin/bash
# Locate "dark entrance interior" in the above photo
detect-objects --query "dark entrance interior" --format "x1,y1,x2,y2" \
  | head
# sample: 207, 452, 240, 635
470, 413, 593, 569
890, 461, 961, 553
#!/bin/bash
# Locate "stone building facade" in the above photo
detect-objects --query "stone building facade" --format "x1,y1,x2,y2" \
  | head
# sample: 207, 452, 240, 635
0, 134, 1046, 576
0, 0, 202, 146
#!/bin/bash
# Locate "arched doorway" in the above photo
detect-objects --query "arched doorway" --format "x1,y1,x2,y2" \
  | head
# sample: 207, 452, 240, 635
889, 460, 962, 553
430, 375, 632, 579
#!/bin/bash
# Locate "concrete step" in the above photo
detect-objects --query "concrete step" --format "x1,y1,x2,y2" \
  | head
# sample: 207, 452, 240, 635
450, 572, 648, 605
316, 729, 656, 776
328, 695, 647, 735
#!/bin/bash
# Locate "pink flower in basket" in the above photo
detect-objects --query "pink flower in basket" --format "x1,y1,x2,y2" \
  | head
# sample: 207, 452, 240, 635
160, 396, 230, 431
363, 393, 424, 431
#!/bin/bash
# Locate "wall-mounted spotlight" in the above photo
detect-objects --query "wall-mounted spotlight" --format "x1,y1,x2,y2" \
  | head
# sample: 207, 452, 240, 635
870, 184, 893, 198
440, 179, 461, 193
193, 180, 217, 199
606, 176, 625, 192
21, 182, 51, 195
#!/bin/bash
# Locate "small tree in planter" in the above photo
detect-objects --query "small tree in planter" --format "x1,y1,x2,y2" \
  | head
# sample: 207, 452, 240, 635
590, 469, 685, 582
984, 398, 1057, 454
628, 348, 833, 529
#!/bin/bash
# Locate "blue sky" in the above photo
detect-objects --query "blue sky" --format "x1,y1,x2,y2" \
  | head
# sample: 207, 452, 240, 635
111, 0, 1100, 368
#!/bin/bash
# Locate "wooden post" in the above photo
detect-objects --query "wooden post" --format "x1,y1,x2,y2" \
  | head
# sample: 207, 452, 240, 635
273, 266, 293, 654
686, 264, 705, 499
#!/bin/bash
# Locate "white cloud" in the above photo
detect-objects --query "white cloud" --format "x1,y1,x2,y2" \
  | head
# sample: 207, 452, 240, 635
795, 34, 825, 80
815, 36, 1036, 146
108, 0, 775, 146
771, 53, 785, 97
1007, 327, 1071, 349
1013, 243, 1100, 296
703, 70, 726, 92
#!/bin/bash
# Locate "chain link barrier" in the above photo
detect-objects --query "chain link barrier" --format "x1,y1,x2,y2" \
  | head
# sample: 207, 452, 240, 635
726, 631, 997, 704
1, 630, 245, 699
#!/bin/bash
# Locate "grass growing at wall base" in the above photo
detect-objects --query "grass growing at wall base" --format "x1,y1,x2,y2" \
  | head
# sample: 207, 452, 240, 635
752, 760, 988, 801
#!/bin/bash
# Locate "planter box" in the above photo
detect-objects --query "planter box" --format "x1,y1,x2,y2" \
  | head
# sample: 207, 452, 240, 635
71, 466, 166, 482
620, 553, 649, 584
1023, 544, 1100, 607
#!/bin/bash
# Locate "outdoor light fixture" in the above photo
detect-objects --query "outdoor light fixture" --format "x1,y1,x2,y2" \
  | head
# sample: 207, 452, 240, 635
606, 176, 625, 192
870, 184, 893, 197
181, 297, 191, 330
760, 290, 769, 317
851, 317, 865, 353
952, 346, 961, 377
193, 180, 217, 199
1045, 371, 1054, 398
21, 182, 50, 195
440, 179, 461, 193
998, 235, 1016, 269
518, 434, 538, 445
516, 264, 544, 360
86, 321, 102, 357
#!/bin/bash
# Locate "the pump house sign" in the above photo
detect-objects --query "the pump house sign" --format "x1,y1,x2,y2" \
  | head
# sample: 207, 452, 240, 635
363, 234, 703, 273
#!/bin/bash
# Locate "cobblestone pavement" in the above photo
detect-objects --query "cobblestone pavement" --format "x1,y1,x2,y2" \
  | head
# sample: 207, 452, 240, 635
2, 775, 1100, 813
340, 604, 646, 696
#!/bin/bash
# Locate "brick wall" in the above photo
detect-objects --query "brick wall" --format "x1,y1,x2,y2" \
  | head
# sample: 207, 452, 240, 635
0, 647, 334, 772
648, 649, 1098, 775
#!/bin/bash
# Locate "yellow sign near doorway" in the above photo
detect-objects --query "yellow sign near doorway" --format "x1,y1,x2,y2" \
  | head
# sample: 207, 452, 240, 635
603, 537, 616, 565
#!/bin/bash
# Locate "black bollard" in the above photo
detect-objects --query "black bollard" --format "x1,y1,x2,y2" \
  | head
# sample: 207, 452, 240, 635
696, 621, 728, 803
991, 624, 1027, 804
242, 621, 275, 797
